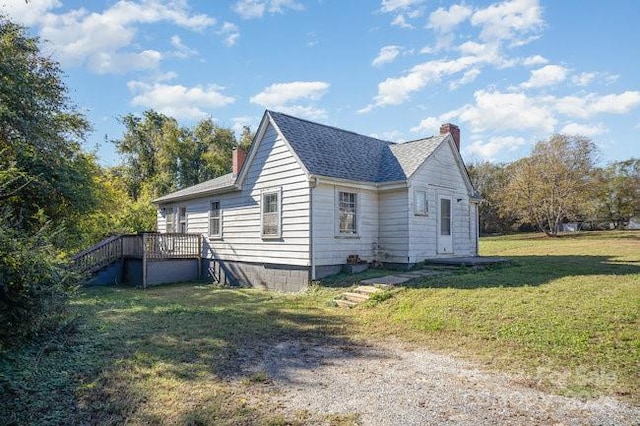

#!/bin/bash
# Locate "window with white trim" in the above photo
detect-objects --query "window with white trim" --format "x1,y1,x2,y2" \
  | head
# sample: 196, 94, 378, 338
338, 191, 357, 234
165, 207, 174, 233
414, 190, 428, 216
209, 201, 222, 238
261, 189, 281, 238
178, 207, 187, 233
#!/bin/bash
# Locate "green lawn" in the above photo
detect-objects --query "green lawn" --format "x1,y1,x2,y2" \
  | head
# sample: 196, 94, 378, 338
1, 231, 638, 424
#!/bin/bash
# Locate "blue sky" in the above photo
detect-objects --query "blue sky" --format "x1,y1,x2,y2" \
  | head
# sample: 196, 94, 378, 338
3, 0, 639, 166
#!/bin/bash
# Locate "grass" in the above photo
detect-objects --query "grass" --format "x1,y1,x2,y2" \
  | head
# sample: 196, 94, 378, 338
356, 231, 640, 400
1, 231, 638, 424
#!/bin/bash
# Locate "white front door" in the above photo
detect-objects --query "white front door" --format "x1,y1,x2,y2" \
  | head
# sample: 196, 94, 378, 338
437, 195, 453, 254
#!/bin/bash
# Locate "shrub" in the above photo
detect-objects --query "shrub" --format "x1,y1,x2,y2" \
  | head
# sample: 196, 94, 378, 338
0, 221, 78, 347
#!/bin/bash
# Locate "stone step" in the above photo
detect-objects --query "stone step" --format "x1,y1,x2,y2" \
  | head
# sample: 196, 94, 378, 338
354, 285, 382, 295
334, 299, 358, 308
342, 292, 370, 302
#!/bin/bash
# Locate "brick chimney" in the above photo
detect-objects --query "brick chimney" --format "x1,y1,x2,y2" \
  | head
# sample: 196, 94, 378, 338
232, 147, 247, 177
440, 123, 460, 152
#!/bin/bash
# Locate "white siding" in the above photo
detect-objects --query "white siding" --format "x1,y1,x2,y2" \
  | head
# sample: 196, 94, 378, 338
378, 189, 409, 263
156, 124, 310, 266
311, 183, 379, 266
407, 142, 477, 261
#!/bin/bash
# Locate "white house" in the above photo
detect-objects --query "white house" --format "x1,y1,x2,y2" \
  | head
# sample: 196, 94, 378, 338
153, 110, 481, 291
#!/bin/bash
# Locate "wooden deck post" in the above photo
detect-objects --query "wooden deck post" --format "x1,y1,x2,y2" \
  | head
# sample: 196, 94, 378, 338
142, 233, 147, 289
197, 234, 202, 280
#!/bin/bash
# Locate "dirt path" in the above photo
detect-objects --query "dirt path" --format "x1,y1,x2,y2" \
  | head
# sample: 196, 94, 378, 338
251, 339, 638, 425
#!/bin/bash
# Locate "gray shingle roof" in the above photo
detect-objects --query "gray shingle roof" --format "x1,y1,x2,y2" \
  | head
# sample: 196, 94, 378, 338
268, 111, 445, 182
153, 172, 235, 203
390, 136, 446, 178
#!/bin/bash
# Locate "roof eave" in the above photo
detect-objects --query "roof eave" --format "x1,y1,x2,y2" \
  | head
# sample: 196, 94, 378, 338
152, 184, 238, 204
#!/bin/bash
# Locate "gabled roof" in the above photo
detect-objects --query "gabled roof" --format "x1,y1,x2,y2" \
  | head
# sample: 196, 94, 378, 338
268, 111, 443, 183
154, 110, 454, 204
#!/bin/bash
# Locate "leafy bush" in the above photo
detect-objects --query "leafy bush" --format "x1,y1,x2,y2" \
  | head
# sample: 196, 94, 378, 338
0, 220, 78, 347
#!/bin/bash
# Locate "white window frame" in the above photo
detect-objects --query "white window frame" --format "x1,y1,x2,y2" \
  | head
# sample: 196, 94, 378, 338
209, 200, 222, 239
177, 206, 187, 233
414, 189, 428, 216
337, 190, 358, 236
165, 206, 174, 233
261, 188, 282, 239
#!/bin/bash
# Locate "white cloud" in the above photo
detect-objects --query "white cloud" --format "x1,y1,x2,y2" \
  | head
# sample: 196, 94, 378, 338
274, 105, 328, 121
372, 45, 402, 67
391, 14, 413, 29
89, 50, 162, 74
458, 90, 556, 133
520, 64, 568, 89
0, 0, 61, 25
218, 22, 240, 46
419, 45, 433, 54
471, 0, 543, 44
572, 72, 596, 87
449, 68, 481, 90
466, 136, 526, 159
233, 0, 265, 19
550, 91, 640, 119
360, 55, 484, 112
170, 35, 198, 58
128, 80, 235, 120
250, 81, 329, 106
428, 4, 472, 34
250, 81, 330, 120
268, 0, 304, 14
560, 122, 607, 136
522, 55, 548, 66
411, 89, 640, 144
14, 0, 215, 74
380, 0, 424, 13
233, 0, 303, 19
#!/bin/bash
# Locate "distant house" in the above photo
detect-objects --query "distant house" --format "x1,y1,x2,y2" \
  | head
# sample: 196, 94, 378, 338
153, 110, 481, 291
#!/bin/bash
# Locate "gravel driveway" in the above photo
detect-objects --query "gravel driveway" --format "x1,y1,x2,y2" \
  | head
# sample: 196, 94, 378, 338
251, 339, 638, 425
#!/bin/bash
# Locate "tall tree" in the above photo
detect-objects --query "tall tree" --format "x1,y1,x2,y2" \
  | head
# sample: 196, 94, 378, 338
594, 158, 640, 228
113, 111, 238, 200
497, 134, 598, 236
467, 161, 518, 234
0, 17, 98, 249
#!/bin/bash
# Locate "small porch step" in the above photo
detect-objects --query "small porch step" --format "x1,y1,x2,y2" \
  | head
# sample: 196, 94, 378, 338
333, 285, 387, 308
334, 299, 359, 308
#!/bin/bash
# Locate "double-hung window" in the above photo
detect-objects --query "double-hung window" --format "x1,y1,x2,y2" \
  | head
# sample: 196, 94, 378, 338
338, 191, 357, 235
209, 201, 222, 238
261, 189, 281, 238
165, 207, 174, 233
177, 207, 187, 233
414, 190, 428, 216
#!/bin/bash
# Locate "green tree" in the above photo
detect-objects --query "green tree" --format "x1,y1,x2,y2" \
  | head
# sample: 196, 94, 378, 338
498, 134, 598, 236
113, 111, 238, 200
0, 17, 98, 248
238, 125, 255, 150
467, 161, 518, 234
594, 158, 640, 228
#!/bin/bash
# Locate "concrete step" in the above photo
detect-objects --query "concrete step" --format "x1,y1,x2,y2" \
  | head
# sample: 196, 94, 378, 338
342, 292, 370, 302
353, 285, 382, 295
334, 299, 358, 308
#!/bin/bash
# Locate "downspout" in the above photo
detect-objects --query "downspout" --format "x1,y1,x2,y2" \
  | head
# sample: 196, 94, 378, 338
309, 177, 316, 281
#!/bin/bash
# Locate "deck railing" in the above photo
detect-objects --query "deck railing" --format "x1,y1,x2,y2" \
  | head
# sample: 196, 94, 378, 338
71, 234, 124, 274
72, 233, 202, 277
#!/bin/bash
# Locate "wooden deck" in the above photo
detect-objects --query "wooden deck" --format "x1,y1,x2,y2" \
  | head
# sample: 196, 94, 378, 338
71, 233, 202, 288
